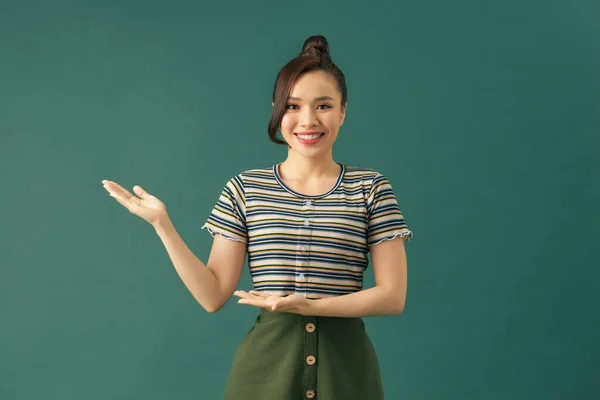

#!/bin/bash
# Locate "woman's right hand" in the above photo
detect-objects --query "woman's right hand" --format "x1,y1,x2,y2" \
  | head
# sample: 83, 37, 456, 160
102, 180, 168, 227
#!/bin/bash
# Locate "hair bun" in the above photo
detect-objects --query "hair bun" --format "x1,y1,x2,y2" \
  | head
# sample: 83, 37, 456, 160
301, 35, 330, 57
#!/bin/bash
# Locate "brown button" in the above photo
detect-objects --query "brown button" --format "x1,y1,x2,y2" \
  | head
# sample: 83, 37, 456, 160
305, 323, 316, 333
306, 355, 316, 365
305, 389, 315, 398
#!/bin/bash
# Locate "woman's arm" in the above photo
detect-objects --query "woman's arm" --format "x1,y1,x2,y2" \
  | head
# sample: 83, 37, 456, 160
154, 217, 246, 313
101, 180, 245, 313
305, 236, 407, 317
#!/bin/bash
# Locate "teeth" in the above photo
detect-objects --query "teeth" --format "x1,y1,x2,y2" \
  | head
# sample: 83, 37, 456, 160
297, 133, 322, 140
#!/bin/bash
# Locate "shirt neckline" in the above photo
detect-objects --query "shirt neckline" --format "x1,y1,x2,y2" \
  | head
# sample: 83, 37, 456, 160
273, 162, 346, 199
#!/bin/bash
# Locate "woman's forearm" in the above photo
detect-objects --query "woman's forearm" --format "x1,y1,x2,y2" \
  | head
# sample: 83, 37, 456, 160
153, 216, 224, 312
306, 286, 405, 318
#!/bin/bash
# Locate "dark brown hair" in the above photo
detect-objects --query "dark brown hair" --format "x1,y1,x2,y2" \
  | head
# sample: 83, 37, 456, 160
268, 35, 348, 145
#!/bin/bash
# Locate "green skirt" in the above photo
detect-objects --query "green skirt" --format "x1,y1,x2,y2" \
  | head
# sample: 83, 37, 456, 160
223, 309, 384, 399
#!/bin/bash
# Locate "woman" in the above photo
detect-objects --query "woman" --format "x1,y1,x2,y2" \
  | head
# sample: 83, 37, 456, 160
102, 35, 412, 399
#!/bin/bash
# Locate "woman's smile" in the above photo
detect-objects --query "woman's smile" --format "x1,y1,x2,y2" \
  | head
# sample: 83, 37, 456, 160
294, 132, 326, 144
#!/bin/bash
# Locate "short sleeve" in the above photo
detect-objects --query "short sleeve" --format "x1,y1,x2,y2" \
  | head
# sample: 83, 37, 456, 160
201, 175, 247, 243
367, 172, 413, 247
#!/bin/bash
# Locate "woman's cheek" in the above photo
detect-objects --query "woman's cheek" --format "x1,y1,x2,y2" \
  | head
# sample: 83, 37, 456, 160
280, 117, 295, 139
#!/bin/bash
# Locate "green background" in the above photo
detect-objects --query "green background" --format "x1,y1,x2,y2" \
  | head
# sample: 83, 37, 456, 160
1, 0, 598, 398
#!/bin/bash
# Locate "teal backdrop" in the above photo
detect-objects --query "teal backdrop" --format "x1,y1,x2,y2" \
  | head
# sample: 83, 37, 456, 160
1, 0, 598, 399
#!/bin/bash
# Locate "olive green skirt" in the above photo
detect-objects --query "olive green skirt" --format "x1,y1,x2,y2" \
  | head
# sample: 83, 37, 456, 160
223, 309, 384, 400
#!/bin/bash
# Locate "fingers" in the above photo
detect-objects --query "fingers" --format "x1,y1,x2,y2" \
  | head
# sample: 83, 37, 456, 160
107, 190, 137, 212
236, 290, 273, 299
237, 298, 268, 307
133, 185, 150, 198
236, 297, 270, 309
234, 290, 276, 310
104, 181, 135, 200
233, 291, 261, 303
249, 290, 272, 298
233, 290, 302, 313
102, 180, 140, 211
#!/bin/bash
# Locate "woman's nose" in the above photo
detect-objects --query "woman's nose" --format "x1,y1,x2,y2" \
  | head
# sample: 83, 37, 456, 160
300, 108, 318, 127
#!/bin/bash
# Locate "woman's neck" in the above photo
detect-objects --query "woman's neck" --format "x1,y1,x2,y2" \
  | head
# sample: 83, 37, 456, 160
279, 154, 339, 182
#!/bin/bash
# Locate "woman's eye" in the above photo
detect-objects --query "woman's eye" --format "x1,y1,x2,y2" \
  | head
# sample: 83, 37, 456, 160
285, 104, 331, 110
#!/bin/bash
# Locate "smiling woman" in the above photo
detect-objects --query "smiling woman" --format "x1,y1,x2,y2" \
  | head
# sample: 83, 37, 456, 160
197, 35, 414, 399
278, 70, 345, 154
268, 36, 347, 153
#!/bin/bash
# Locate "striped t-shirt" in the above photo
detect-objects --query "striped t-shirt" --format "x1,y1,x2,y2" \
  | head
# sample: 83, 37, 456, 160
201, 162, 413, 299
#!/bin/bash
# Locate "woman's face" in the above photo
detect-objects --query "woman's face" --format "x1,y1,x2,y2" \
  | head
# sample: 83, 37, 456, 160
279, 70, 346, 159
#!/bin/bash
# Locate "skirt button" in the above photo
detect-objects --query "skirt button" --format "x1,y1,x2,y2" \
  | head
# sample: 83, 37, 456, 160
306, 355, 316, 365
305, 323, 316, 333
305, 389, 316, 398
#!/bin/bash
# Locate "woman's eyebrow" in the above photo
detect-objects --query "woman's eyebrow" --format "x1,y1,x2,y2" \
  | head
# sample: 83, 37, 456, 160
288, 96, 335, 101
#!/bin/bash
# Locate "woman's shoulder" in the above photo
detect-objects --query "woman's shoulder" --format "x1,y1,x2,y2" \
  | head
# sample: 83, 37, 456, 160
224, 164, 274, 181
343, 164, 386, 181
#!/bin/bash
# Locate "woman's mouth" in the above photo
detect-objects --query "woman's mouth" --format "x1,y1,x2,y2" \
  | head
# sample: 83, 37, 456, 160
294, 132, 325, 145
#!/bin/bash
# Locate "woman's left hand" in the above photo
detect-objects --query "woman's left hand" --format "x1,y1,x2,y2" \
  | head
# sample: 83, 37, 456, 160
234, 290, 310, 315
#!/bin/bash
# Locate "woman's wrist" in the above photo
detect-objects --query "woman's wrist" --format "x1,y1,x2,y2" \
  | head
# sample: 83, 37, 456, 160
302, 297, 319, 316
153, 213, 172, 233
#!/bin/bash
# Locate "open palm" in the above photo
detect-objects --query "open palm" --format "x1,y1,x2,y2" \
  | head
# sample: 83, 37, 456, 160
102, 180, 167, 226
234, 290, 310, 315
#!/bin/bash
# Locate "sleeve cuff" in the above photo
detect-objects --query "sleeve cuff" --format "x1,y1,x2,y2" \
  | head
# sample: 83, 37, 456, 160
201, 224, 247, 244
